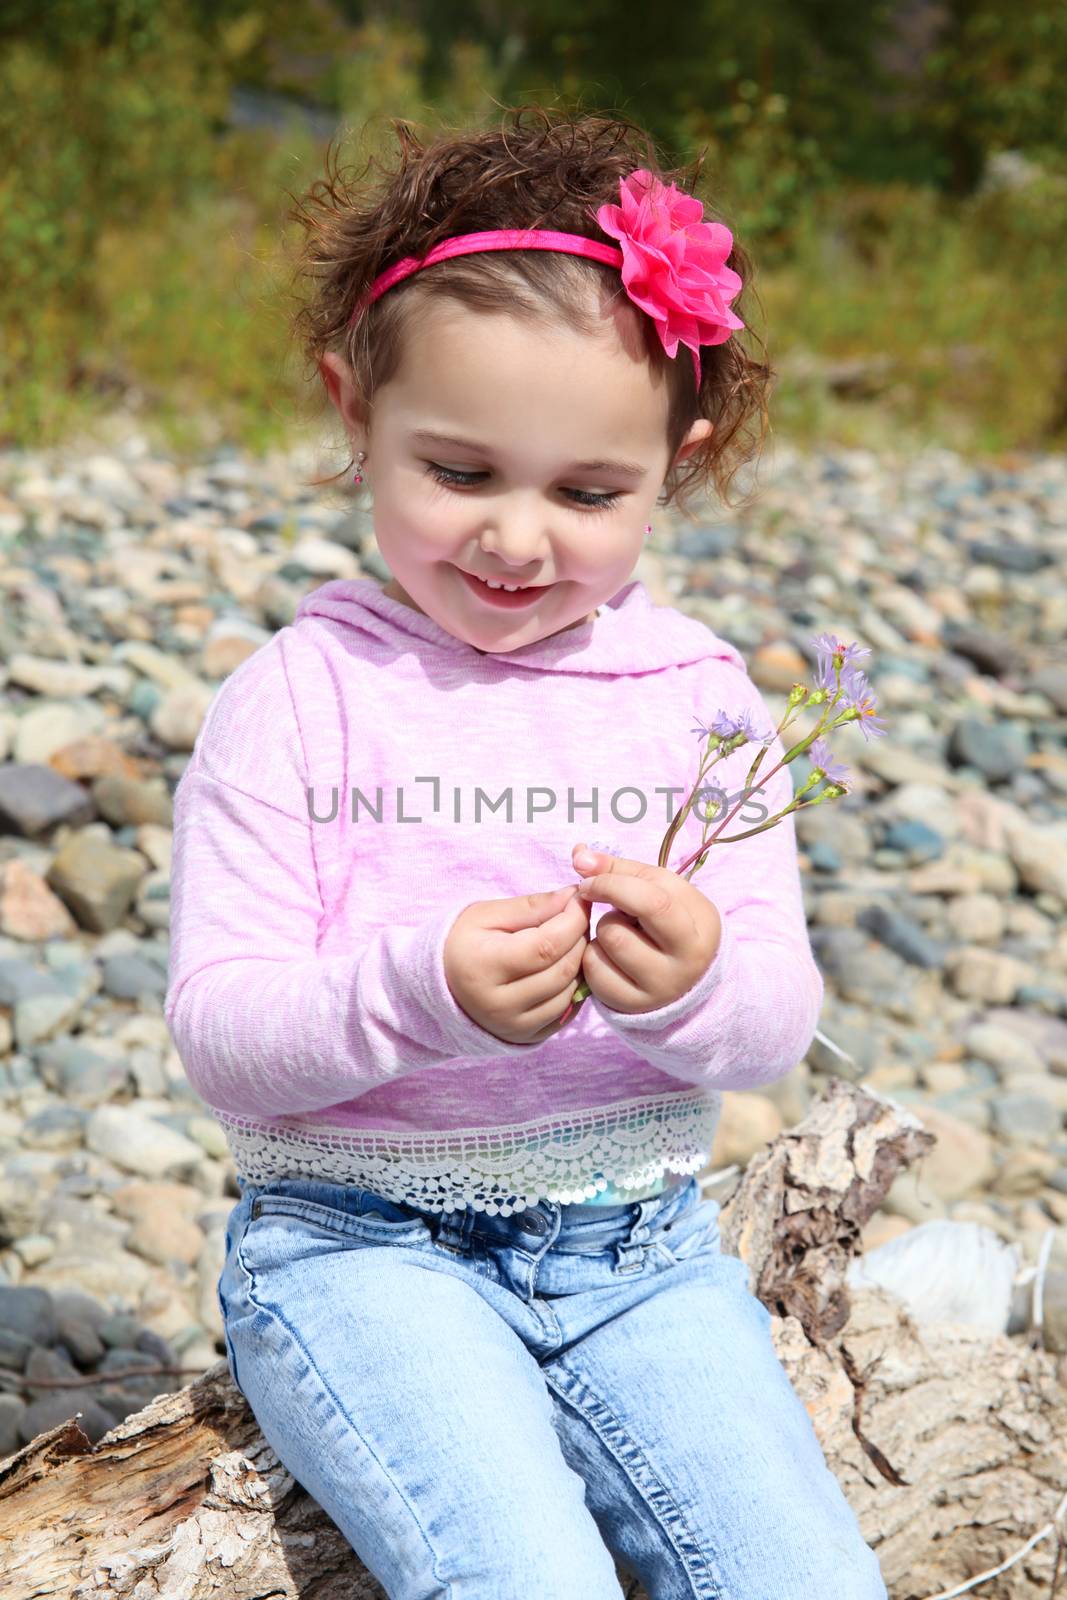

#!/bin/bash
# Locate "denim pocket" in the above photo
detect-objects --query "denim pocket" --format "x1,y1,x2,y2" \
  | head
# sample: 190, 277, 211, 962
652, 1195, 722, 1266
241, 1193, 432, 1266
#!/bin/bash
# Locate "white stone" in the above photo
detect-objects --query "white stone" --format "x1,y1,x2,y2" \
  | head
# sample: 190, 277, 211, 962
85, 1106, 205, 1179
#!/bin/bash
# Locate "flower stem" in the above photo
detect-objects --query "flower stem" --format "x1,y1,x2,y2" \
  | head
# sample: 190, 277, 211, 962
668, 682, 847, 878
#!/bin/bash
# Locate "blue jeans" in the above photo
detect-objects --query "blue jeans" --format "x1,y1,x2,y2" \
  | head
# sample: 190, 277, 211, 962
218, 1173, 888, 1600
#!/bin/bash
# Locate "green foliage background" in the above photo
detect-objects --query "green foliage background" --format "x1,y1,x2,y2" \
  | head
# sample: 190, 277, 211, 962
1, 0, 1065, 459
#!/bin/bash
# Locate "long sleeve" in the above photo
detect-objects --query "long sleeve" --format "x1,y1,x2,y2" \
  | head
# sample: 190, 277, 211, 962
164, 646, 534, 1121
586, 669, 824, 1089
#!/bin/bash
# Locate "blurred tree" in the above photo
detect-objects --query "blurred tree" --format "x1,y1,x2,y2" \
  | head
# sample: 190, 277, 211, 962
337, 0, 901, 177
909, 0, 1067, 194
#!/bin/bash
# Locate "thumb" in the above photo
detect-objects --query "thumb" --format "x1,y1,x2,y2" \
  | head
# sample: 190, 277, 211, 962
484, 885, 579, 933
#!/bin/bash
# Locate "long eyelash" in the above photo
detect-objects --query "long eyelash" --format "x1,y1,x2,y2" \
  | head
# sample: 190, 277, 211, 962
425, 463, 622, 512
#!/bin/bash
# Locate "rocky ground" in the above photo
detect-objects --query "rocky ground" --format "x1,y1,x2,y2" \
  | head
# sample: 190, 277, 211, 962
0, 431, 1064, 1460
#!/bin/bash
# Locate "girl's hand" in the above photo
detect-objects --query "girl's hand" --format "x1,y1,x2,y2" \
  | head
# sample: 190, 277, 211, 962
444, 885, 592, 1046
571, 844, 721, 1016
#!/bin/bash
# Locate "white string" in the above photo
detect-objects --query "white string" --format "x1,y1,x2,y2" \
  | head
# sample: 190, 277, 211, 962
699, 1164, 740, 1194
918, 1487, 1067, 1599
812, 1026, 855, 1066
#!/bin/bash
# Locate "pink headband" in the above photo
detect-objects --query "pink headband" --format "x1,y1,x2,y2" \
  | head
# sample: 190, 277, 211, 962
347, 168, 745, 391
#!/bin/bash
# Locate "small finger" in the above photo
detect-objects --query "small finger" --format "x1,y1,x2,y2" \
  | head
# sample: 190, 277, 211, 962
576, 874, 684, 952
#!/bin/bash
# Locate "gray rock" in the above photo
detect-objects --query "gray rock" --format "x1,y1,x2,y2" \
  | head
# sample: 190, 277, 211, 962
12, 990, 86, 1049
0, 764, 95, 837
0, 1393, 26, 1456
49, 1289, 110, 1332
941, 623, 1027, 678
946, 718, 1029, 783
676, 524, 741, 559
966, 540, 1053, 575
127, 680, 162, 720
18, 1391, 116, 1447
806, 841, 841, 873
136, 1327, 176, 1364
1031, 665, 1067, 715
23, 1344, 81, 1395
95, 1384, 160, 1423
881, 818, 945, 863
97, 1313, 144, 1349
1013, 986, 1067, 1019
56, 1315, 106, 1368
0, 1286, 57, 1346
981, 1008, 1067, 1073
100, 952, 169, 1001
20, 1104, 87, 1151
928, 1087, 993, 1131
809, 925, 917, 1011
988, 1091, 1059, 1144
97, 1345, 160, 1378
0, 958, 63, 1005
854, 903, 948, 968
34, 1039, 131, 1103
0, 1328, 32, 1371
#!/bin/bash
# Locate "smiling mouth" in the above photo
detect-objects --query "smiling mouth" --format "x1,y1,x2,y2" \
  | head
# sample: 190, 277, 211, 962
458, 569, 555, 608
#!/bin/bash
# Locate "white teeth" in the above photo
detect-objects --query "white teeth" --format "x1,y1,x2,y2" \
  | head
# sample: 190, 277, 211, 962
483, 578, 524, 591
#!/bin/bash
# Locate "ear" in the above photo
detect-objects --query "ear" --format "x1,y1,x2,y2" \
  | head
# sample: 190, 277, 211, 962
319, 352, 368, 447
672, 418, 714, 469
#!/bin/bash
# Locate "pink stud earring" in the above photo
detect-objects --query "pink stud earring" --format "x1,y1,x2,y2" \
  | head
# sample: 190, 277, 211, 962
352, 450, 366, 485
644, 523, 653, 539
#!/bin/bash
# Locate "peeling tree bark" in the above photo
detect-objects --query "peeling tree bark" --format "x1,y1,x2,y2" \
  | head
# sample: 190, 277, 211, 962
1, 1078, 1064, 1600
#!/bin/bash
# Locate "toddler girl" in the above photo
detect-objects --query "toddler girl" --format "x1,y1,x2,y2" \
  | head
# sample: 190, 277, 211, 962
165, 104, 888, 1599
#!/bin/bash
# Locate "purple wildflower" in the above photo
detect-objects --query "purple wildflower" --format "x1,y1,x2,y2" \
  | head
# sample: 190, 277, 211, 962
694, 708, 774, 746
808, 736, 851, 787
838, 664, 888, 742
812, 632, 871, 694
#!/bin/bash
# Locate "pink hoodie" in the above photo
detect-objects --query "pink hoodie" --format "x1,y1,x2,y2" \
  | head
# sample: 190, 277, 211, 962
164, 577, 823, 1214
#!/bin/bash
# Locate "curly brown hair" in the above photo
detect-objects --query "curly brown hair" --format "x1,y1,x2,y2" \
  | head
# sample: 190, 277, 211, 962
287, 103, 774, 516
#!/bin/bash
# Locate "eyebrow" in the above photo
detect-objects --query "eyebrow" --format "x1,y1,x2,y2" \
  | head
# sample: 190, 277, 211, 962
409, 429, 648, 481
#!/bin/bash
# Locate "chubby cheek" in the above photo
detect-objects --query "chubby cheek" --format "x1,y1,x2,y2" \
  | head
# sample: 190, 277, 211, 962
375, 487, 463, 566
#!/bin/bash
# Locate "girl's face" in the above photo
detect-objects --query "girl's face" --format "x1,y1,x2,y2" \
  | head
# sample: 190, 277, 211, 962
320, 295, 713, 654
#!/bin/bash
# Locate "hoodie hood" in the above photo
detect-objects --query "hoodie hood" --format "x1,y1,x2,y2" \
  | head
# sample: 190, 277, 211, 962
294, 576, 746, 677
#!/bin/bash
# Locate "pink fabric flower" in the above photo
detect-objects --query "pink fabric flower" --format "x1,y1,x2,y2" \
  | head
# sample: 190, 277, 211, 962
594, 169, 745, 362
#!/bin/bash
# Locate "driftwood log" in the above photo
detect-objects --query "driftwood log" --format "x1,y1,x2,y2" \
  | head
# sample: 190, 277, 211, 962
1, 1077, 1065, 1599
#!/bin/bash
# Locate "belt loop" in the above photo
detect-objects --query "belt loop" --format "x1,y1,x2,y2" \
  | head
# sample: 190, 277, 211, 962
434, 1201, 474, 1254
629, 1194, 662, 1241
613, 1194, 661, 1272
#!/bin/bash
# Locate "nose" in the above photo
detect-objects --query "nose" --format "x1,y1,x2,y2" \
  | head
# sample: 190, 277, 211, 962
477, 496, 552, 571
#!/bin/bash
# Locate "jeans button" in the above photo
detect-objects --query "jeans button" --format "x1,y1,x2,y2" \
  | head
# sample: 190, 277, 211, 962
516, 1210, 548, 1235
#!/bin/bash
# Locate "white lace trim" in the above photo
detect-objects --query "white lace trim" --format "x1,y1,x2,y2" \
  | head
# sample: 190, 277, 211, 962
216, 1089, 722, 1217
